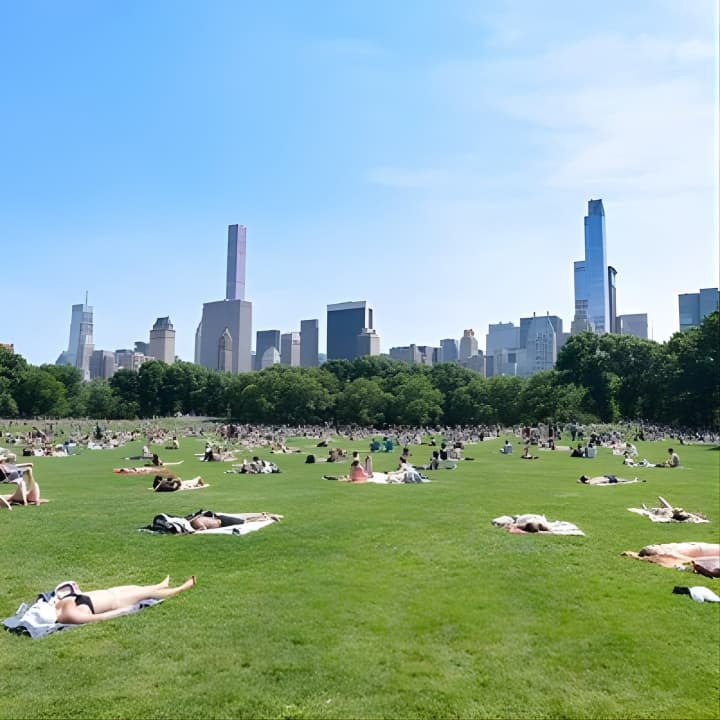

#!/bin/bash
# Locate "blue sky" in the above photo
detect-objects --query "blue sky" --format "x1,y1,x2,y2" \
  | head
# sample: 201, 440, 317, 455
1, 0, 717, 366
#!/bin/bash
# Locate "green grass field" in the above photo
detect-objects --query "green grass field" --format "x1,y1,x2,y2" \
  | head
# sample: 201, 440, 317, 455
1, 430, 718, 719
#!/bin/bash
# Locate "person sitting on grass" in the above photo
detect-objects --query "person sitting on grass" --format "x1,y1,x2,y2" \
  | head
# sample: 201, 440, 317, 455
578, 474, 641, 485
656, 448, 680, 468
0, 461, 37, 486
52, 576, 196, 625
0, 474, 46, 509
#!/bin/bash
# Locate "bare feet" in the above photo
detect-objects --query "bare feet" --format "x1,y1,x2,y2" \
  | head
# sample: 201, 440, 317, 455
159, 575, 170, 588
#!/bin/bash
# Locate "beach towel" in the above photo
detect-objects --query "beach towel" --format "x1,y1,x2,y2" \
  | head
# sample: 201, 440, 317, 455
3, 598, 162, 639
142, 511, 282, 535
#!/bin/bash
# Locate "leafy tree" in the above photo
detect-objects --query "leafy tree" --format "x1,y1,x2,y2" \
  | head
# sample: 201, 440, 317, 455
85, 379, 117, 418
336, 377, 389, 426
15, 367, 68, 417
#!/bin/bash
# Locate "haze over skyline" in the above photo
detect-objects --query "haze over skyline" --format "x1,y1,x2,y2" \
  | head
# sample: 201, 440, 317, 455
2, 0, 717, 367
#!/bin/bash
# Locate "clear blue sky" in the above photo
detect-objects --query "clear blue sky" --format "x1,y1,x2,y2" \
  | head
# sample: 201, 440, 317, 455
1, 0, 717, 366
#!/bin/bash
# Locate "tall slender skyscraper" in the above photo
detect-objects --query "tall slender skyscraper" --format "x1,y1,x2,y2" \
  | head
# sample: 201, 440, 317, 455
574, 199, 609, 333
195, 225, 253, 373
226, 224, 247, 301
57, 298, 94, 380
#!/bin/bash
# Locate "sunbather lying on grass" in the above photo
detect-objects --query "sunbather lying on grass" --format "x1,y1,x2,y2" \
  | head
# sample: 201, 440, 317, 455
578, 474, 642, 485
622, 542, 720, 577
152, 475, 208, 492
52, 576, 196, 625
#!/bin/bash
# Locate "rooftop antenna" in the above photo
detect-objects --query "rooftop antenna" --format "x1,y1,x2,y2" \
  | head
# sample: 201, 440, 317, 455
85, 290, 88, 305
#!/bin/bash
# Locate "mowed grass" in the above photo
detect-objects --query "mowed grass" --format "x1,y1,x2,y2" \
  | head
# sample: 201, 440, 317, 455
1, 432, 718, 719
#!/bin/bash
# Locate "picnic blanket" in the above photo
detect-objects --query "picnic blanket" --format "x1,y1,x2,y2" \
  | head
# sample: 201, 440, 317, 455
142, 511, 283, 535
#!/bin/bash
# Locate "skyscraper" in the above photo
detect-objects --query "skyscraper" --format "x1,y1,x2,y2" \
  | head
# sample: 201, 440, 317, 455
280, 332, 301, 366
255, 330, 281, 371
608, 266, 618, 334
149, 316, 176, 364
574, 199, 609, 333
300, 319, 319, 367
195, 225, 253, 373
57, 299, 94, 380
678, 288, 719, 331
458, 329, 478, 362
439, 338, 459, 363
226, 224, 247, 302
326, 301, 378, 361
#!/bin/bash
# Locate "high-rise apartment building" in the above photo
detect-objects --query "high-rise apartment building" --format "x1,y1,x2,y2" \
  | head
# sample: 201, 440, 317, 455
618, 313, 648, 339
326, 301, 379, 361
280, 332, 301, 366
149, 316, 176, 364
255, 330, 281, 371
574, 199, 609, 333
300, 319, 319, 367
440, 338, 459, 363
678, 288, 719, 331
195, 224, 253, 373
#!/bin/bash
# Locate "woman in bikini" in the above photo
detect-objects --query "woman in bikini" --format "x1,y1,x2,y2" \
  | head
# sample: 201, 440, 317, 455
53, 576, 196, 625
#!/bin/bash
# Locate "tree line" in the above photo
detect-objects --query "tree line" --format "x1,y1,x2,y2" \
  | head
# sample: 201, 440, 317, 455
1, 312, 717, 428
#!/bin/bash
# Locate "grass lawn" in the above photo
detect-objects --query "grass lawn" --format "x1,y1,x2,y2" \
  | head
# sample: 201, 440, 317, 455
1, 429, 718, 719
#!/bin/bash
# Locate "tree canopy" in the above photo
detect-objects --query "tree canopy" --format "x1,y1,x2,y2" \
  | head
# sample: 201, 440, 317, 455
0, 312, 717, 428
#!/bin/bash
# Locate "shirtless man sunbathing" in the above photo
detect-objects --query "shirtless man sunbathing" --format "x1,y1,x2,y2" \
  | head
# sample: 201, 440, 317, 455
578, 474, 641, 485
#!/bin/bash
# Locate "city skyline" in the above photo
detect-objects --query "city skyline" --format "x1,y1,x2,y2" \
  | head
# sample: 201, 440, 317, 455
2, 1, 717, 366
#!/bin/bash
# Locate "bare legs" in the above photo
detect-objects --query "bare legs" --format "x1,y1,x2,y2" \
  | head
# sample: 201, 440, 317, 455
86, 576, 196, 612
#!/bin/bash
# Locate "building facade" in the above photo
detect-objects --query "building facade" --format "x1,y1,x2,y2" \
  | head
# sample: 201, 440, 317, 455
458, 329, 479, 362
439, 338, 459, 363
255, 330, 281, 371
149, 316, 176, 364
195, 224, 253, 373
300, 319, 319, 367
326, 301, 377, 361
280, 331, 301, 366
678, 288, 719, 331
90, 350, 115, 379
574, 199, 609, 333
618, 313, 648, 339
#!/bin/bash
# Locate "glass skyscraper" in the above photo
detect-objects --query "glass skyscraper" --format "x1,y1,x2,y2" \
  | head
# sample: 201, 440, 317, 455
678, 288, 719, 331
326, 301, 376, 360
574, 199, 609, 333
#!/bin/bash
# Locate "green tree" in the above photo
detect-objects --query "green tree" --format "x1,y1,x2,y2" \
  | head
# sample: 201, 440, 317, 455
336, 377, 389, 425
